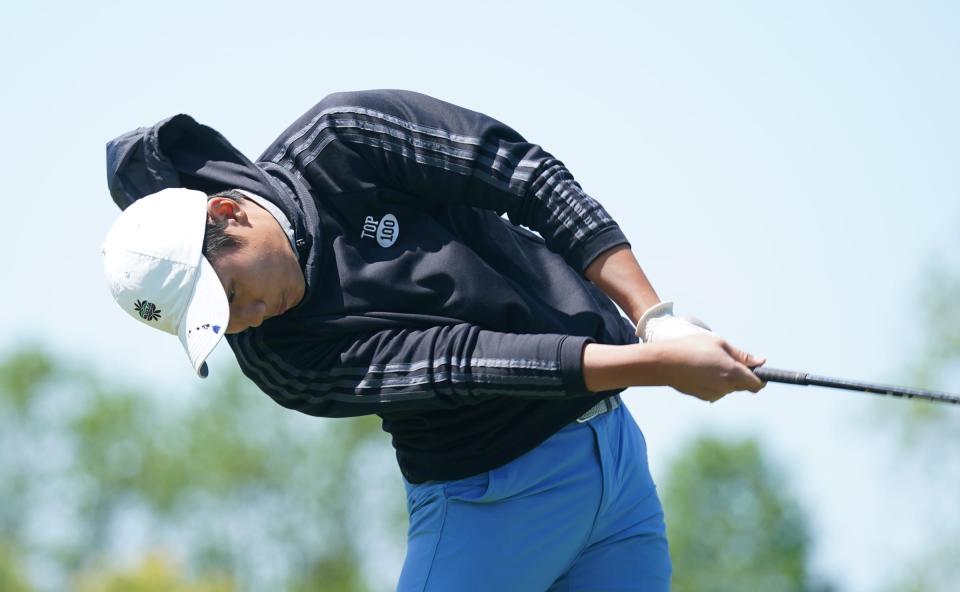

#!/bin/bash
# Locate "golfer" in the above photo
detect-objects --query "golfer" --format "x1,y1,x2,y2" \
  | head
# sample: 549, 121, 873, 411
102, 89, 766, 591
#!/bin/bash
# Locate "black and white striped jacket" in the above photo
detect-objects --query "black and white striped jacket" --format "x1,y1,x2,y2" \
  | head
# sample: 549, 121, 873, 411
106, 89, 638, 483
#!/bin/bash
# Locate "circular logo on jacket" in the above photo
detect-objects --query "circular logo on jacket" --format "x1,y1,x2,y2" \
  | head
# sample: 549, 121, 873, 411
361, 213, 400, 248
376, 213, 399, 247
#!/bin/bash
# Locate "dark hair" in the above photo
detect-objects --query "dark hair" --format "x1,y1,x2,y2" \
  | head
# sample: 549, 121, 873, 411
202, 190, 248, 262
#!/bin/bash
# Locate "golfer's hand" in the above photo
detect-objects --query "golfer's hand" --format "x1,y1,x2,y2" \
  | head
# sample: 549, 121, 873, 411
655, 335, 766, 402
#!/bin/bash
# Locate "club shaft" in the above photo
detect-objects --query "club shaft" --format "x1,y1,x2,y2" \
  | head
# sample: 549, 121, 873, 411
753, 367, 960, 405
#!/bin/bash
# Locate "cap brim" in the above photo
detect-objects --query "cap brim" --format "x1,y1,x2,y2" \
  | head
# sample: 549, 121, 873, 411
177, 256, 230, 378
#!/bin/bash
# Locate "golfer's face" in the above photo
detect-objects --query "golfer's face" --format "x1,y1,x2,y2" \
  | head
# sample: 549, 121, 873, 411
209, 235, 305, 334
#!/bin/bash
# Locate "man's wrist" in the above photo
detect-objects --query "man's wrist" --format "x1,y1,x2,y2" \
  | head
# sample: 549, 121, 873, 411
628, 300, 661, 327
582, 342, 665, 393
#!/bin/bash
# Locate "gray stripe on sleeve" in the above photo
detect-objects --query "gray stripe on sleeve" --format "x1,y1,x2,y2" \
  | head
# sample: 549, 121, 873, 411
233, 331, 567, 406
266, 106, 607, 240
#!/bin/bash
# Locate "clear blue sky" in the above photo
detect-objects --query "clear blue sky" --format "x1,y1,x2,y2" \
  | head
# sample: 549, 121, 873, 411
2, 2, 958, 590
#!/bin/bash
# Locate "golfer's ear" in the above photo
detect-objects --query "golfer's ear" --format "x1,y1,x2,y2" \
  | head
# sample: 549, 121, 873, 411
207, 197, 244, 222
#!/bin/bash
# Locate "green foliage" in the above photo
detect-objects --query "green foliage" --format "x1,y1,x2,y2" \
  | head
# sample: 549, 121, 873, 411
876, 254, 960, 591
72, 552, 234, 592
288, 552, 370, 592
897, 261, 960, 441
881, 540, 960, 592
0, 344, 57, 414
662, 434, 826, 592
0, 346, 405, 591
0, 543, 33, 592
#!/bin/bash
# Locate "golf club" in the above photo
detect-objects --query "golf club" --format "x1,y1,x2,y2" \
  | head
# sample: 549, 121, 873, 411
753, 367, 960, 405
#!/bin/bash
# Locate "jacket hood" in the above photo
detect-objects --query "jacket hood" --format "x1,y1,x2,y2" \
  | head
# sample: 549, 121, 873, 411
105, 113, 321, 297
107, 113, 277, 211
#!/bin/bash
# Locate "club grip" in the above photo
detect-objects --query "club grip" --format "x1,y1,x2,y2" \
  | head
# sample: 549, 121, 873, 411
753, 367, 809, 385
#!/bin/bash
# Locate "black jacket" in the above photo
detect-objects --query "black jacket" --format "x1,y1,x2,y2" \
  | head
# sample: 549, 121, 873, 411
106, 89, 638, 482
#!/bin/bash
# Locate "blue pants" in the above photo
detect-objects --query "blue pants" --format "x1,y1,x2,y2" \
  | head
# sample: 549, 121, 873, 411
398, 401, 672, 591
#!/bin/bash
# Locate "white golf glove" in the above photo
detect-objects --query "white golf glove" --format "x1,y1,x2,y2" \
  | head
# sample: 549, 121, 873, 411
635, 301, 713, 343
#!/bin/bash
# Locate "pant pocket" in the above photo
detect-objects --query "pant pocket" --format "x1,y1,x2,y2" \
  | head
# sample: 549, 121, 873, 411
443, 469, 498, 503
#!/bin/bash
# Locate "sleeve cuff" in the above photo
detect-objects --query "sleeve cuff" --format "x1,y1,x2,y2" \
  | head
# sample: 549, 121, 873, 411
558, 335, 596, 396
566, 224, 631, 275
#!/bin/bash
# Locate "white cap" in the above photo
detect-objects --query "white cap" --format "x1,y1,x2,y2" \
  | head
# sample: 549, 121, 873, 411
101, 188, 230, 378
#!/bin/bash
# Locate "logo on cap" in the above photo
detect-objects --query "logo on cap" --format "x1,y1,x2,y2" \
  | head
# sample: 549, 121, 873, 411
134, 299, 162, 322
